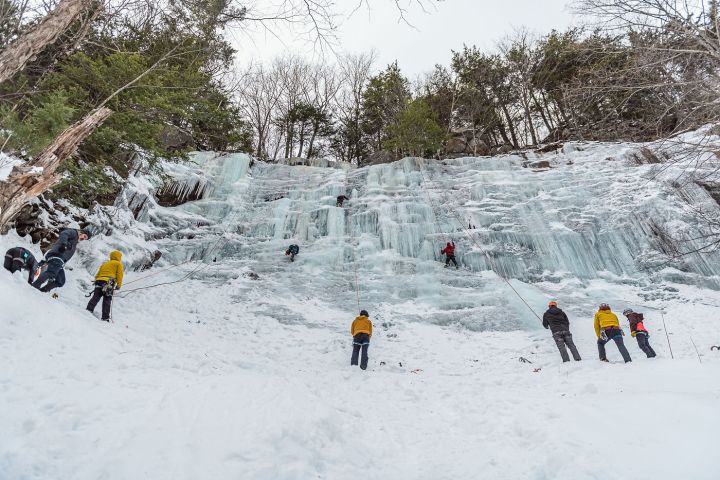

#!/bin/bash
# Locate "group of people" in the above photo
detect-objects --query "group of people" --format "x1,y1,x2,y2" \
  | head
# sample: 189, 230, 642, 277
4, 227, 658, 366
3, 227, 125, 321
543, 301, 657, 363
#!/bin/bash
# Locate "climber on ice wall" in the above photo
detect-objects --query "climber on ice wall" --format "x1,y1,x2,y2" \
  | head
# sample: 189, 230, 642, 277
285, 244, 300, 262
336, 195, 349, 207
441, 241, 458, 269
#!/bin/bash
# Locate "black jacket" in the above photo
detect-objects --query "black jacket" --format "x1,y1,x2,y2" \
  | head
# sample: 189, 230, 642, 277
542, 307, 570, 334
4, 247, 37, 282
45, 229, 80, 263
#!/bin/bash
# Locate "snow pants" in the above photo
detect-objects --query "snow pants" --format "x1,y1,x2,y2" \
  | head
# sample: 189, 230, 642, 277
597, 329, 632, 363
31, 258, 66, 292
86, 281, 113, 321
552, 331, 581, 362
635, 332, 657, 358
351, 333, 370, 370
445, 254, 458, 268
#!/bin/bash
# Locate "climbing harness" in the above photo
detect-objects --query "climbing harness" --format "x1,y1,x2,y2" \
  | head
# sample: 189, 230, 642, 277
414, 158, 542, 321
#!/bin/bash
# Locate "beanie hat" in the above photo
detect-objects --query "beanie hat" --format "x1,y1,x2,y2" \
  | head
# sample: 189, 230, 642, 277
599, 303, 610, 310
79, 228, 93, 239
360, 310, 369, 317
622, 308, 634, 315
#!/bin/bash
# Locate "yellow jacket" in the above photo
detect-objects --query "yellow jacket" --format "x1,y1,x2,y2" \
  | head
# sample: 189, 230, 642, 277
95, 250, 124, 288
351, 315, 372, 337
594, 309, 620, 337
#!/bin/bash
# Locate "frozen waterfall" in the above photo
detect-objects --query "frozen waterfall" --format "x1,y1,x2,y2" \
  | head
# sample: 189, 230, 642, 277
132, 137, 720, 331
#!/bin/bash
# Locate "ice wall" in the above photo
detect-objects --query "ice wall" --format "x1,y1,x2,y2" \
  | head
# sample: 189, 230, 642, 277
139, 138, 720, 331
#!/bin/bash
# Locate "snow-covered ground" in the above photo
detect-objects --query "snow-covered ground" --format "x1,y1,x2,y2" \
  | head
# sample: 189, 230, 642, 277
2, 136, 720, 479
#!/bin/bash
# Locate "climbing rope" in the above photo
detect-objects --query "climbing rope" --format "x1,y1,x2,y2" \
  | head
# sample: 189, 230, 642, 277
414, 157, 542, 321
344, 168, 362, 310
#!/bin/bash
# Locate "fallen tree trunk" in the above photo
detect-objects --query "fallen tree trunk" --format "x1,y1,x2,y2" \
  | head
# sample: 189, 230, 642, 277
0, 106, 112, 230
0, 0, 96, 85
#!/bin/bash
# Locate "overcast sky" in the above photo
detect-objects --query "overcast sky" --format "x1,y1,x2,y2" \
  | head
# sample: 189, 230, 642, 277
230, 0, 575, 76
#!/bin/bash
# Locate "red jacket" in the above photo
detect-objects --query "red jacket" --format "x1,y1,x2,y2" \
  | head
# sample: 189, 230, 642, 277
441, 242, 455, 256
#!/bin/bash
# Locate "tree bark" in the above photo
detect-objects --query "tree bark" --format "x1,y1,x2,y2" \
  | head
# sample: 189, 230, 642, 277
0, 107, 112, 229
0, 0, 95, 85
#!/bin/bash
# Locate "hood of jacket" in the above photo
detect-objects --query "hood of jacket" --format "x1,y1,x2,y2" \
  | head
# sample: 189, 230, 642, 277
110, 250, 122, 261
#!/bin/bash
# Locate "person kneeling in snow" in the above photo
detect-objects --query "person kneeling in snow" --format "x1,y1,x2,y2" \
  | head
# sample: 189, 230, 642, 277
285, 244, 300, 262
594, 303, 632, 363
86, 250, 124, 322
32, 228, 91, 292
351, 310, 373, 370
542, 301, 581, 363
4, 247, 38, 283
623, 309, 656, 358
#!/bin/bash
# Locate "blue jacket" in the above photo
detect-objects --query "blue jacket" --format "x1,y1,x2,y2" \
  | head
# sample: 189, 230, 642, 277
45, 229, 80, 263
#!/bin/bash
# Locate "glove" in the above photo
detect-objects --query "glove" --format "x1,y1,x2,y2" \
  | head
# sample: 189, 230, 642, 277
631, 331, 636, 337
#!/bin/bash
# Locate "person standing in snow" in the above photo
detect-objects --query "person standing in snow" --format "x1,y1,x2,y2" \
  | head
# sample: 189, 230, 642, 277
285, 244, 300, 262
622, 309, 657, 358
32, 228, 91, 292
4, 247, 38, 283
542, 301, 581, 362
86, 250, 124, 322
594, 303, 632, 363
336, 194, 349, 207
441, 241, 458, 269
351, 310, 373, 370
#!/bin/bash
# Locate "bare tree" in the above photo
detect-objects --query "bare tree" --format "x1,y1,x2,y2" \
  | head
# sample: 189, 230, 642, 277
0, 0, 96, 84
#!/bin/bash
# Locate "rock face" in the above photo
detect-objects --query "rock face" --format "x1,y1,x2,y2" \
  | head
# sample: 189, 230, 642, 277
160, 125, 195, 152
362, 150, 400, 166
445, 137, 467, 154
11, 198, 89, 252
529, 160, 551, 169
466, 138, 490, 156
492, 144, 514, 155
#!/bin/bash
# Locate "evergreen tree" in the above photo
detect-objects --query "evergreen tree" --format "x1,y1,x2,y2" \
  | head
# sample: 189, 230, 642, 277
384, 97, 445, 157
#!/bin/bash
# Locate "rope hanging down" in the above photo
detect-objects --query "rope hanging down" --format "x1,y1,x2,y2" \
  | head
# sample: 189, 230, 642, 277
414, 158, 542, 321
344, 169, 361, 310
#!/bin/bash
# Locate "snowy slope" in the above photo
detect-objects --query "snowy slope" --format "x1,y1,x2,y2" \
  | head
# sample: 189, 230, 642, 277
2, 134, 720, 479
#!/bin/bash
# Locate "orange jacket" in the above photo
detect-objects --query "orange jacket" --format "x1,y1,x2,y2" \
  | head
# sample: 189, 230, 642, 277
351, 315, 372, 337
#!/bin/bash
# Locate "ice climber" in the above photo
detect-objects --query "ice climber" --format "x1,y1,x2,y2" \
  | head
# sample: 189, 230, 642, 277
336, 194, 349, 207
594, 303, 632, 363
623, 309, 657, 358
542, 301, 582, 362
86, 250, 124, 322
351, 310, 373, 370
441, 241, 458, 269
32, 228, 91, 293
4, 247, 38, 283
285, 244, 300, 262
